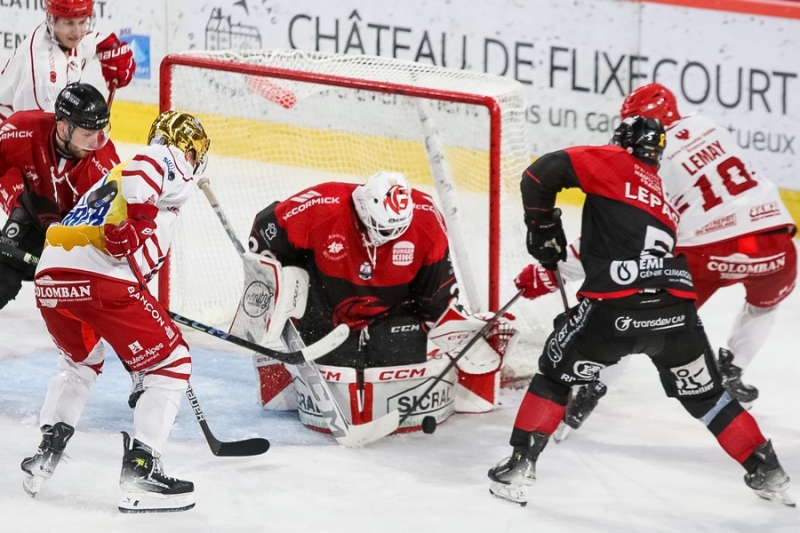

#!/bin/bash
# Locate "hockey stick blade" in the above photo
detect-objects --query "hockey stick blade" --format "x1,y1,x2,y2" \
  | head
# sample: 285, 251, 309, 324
169, 311, 349, 364
187, 384, 270, 456
334, 409, 400, 448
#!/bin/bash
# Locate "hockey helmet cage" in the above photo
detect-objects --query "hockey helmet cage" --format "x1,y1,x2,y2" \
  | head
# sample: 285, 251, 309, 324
148, 110, 211, 176
352, 171, 414, 247
55, 82, 110, 131
620, 83, 681, 128
611, 116, 666, 167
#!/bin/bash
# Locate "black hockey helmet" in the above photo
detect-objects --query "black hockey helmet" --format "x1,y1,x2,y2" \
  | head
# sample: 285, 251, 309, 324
54, 82, 110, 131
611, 116, 666, 167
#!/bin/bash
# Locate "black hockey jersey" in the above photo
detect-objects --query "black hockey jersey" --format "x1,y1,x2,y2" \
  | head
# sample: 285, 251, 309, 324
522, 145, 696, 300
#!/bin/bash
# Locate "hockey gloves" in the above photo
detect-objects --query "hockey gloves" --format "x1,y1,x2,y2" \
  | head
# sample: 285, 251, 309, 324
96, 33, 135, 90
525, 208, 567, 271
103, 203, 157, 259
515, 263, 558, 300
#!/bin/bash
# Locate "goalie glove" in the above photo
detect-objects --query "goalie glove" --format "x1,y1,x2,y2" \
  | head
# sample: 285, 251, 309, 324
428, 303, 519, 375
96, 33, 135, 90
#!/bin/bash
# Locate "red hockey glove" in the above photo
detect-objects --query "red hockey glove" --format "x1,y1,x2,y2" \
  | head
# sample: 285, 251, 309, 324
103, 203, 157, 258
515, 263, 558, 300
96, 33, 135, 90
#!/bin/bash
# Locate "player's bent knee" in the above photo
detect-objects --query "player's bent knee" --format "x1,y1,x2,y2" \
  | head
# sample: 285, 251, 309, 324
142, 345, 192, 391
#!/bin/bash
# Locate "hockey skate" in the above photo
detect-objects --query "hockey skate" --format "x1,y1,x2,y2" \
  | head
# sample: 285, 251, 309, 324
128, 371, 145, 409
744, 440, 795, 507
717, 348, 758, 404
21, 422, 75, 497
118, 432, 195, 513
553, 381, 607, 443
488, 431, 549, 506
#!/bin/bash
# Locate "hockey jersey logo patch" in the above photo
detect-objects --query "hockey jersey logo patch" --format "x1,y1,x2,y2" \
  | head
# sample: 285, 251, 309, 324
392, 241, 414, 266
322, 233, 347, 261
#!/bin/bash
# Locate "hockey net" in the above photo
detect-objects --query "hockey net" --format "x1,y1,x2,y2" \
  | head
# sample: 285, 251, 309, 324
158, 48, 558, 384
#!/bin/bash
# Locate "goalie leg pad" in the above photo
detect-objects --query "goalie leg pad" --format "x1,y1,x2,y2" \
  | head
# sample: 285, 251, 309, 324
253, 356, 297, 410
291, 358, 455, 433
455, 368, 500, 413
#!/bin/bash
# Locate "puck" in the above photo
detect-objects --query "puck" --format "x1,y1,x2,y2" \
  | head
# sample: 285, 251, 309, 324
422, 416, 437, 434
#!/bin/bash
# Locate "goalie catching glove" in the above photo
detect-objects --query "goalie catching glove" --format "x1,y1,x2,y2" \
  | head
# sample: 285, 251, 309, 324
428, 302, 519, 375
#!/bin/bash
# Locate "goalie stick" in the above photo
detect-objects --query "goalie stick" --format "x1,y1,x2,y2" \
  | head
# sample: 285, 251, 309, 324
197, 177, 400, 447
398, 289, 524, 428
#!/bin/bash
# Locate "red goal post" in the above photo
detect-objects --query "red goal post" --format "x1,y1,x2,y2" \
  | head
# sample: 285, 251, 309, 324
158, 49, 549, 382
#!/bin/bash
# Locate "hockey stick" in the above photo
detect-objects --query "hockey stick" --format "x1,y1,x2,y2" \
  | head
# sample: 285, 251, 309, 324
186, 383, 270, 456
398, 289, 524, 428
167, 311, 347, 365
123, 256, 271, 456
197, 177, 400, 447
90, 186, 270, 457
553, 269, 570, 312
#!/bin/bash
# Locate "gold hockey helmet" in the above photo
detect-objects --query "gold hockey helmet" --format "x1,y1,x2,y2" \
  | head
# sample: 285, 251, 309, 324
148, 110, 211, 175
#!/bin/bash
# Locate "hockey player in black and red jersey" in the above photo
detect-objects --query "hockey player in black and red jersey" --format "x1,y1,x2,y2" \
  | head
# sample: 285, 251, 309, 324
248, 171, 517, 432
0, 82, 119, 310
487, 116, 794, 507
521, 84, 798, 437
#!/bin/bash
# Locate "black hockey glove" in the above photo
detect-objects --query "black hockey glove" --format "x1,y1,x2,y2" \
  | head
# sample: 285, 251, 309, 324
525, 208, 567, 271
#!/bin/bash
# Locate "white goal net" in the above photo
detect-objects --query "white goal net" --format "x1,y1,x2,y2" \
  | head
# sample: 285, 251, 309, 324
159, 48, 559, 383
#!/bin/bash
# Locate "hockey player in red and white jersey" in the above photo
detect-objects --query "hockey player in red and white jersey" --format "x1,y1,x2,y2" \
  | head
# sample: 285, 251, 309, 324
488, 116, 793, 507
0, 0, 134, 214
22, 110, 210, 513
248, 172, 517, 432
0, 82, 119, 310
516, 84, 798, 435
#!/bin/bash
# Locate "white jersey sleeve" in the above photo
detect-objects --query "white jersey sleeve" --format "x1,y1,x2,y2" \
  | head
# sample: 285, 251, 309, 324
37, 145, 196, 284
0, 24, 103, 121
659, 114, 795, 247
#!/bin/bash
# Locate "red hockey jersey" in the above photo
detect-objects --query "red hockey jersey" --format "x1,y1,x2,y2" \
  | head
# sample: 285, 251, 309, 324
0, 109, 119, 224
249, 182, 458, 336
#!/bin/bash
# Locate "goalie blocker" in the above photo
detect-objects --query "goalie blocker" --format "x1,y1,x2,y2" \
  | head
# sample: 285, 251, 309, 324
254, 301, 519, 432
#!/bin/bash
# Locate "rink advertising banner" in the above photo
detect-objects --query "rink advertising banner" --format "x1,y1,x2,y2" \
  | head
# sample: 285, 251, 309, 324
0, 0, 798, 191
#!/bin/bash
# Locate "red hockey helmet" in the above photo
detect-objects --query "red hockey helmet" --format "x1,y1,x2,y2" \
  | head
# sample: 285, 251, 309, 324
620, 83, 681, 127
46, 0, 94, 18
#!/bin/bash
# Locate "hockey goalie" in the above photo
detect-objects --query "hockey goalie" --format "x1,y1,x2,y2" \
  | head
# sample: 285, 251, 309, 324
232, 171, 519, 434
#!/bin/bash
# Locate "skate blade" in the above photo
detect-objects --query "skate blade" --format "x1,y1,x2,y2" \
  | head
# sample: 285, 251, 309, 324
118, 491, 196, 513
754, 488, 796, 508
22, 474, 44, 497
553, 422, 572, 444
489, 481, 528, 506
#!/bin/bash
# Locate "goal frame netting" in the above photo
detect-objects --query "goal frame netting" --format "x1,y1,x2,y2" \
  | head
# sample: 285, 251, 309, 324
157, 49, 543, 381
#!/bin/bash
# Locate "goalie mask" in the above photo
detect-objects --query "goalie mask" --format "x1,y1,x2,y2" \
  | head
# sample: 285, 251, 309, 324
148, 110, 211, 176
620, 83, 681, 128
611, 116, 666, 168
352, 172, 414, 247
